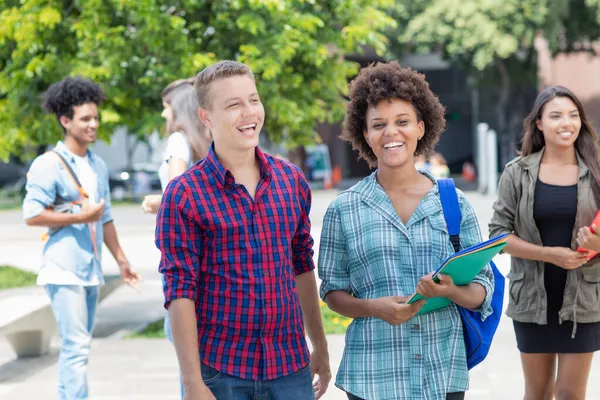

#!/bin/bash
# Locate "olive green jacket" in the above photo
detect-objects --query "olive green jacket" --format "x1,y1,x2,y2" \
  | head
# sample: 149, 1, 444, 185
489, 148, 600, 332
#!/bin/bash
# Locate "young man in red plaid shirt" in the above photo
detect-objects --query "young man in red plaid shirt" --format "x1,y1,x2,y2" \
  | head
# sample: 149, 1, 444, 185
155, 60, 331, 400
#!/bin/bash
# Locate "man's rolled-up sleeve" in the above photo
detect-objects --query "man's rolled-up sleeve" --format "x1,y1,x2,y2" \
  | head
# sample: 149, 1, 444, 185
23, 155, 56, 221
155, 179, 202, 309
291, 173, 315, 275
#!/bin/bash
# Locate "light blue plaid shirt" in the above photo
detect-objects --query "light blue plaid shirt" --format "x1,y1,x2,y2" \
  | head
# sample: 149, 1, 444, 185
318, 172, 494, 400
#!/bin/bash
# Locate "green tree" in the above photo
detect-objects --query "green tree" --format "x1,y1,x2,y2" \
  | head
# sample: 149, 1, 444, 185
388, 0, 600, 164
0, 0, 396, 161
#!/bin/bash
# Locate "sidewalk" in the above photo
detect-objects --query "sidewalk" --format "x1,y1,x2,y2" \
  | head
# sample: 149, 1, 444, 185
1, 190, 600, 399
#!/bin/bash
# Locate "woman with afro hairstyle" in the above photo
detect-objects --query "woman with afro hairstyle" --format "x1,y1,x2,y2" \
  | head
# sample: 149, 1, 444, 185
318, 62, 494, 400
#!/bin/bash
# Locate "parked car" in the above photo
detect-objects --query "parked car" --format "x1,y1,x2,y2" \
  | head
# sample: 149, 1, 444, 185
109, 163, 161, 201
2, 157, 161, 202
0, 160, 27, 196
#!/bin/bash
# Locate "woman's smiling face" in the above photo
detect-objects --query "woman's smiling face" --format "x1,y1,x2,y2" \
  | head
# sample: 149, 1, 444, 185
364, 98, 424, 169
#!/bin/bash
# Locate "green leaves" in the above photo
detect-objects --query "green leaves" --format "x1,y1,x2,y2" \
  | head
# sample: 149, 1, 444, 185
0, 0, 395, 159
394, 0, 600, 71
400, 0, 544, 70
38, 6, 61, 27
387, 0, 600, 167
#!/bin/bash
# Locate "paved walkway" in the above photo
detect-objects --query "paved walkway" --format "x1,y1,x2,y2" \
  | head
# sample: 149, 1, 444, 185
1, 190, 599, 399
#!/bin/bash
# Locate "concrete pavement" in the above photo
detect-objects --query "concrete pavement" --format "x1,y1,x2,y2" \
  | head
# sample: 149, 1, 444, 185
1, 189, 600, 399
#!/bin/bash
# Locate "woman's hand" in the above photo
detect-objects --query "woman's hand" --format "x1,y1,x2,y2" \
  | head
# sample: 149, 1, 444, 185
545, 246, 589, 269
577, 224, 600, 253
371, 296, 425, 326
416, 273, 456, 299
141, 194, 162, 214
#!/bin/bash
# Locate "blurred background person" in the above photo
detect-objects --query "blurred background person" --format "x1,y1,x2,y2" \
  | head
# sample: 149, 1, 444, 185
141, 78, 212, 215
141, 77, 211, 399
430, 152, 450, 179
23, 76, 140, 400
414, 153, 430, 172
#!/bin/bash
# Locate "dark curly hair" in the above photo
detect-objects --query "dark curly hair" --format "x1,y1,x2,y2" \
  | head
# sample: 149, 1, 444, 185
42, 76, 106, 127
342, 61, 446, 167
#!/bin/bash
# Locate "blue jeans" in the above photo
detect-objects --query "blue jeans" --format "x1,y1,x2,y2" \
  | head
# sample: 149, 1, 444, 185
46, 284, 99, 400
201, 362, 315, 399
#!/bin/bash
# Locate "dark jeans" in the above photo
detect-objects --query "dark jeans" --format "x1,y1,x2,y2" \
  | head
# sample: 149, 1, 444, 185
347, 391, 465, 400
201, 363, 314, 399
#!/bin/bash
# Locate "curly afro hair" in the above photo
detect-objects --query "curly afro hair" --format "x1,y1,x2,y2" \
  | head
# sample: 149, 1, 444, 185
341, 61, 446, 167
42, 76, 106, 123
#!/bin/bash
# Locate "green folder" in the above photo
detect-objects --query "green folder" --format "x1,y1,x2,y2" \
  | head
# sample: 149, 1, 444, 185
406, 235, 508, 315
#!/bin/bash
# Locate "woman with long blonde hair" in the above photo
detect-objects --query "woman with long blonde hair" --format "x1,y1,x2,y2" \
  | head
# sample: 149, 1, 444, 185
142, 78, 211, 214
141, 78, 211, 399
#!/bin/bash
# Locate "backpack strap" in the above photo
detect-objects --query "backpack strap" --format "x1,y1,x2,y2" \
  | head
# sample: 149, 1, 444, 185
438, 178, 462, 253
48, 150, 89, 199
42, 151, 98, 260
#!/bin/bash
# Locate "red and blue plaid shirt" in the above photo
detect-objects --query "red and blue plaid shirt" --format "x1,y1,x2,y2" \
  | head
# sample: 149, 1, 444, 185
156, 144, 314, 380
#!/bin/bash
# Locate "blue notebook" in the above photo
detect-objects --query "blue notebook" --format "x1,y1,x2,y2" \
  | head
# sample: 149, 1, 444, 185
406, 233, 508, 315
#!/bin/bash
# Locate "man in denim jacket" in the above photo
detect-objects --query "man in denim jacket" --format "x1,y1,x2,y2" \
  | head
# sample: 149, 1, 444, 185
23, 76, 140, 400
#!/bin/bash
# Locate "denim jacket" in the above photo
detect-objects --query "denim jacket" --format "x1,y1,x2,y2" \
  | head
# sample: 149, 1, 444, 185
489, 148, 600, 333
23, 141, 113, 281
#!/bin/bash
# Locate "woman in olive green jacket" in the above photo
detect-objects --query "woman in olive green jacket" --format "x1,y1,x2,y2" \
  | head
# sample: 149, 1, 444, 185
490, 86, 600, 400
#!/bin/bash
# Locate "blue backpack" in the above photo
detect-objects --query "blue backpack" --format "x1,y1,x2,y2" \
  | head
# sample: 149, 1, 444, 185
438, 178, 505, 370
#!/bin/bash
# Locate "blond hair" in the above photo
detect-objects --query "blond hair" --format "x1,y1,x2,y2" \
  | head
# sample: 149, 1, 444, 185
193, 61, 254, 109
162, 79, 212, 162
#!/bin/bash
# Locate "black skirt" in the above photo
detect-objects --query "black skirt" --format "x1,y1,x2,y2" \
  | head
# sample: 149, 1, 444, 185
513, 264, 600, 353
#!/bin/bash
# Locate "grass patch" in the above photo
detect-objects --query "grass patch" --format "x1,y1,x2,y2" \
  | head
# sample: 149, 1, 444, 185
126, 319, 165, 339
111, 199, 142, 207
126, 301, 351, 339
0, 192, 22, 210
320, 300, 352, 334
0, 265, 37, 289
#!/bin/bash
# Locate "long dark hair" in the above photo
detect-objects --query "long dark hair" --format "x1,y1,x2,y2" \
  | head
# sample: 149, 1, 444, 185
162, 79, 212, 163
522, 85, 600, 206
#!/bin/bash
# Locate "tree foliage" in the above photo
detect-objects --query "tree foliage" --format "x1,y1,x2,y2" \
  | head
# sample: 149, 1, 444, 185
387, 0, 600, 164
393, 0, 600, 71
0, 0, 396, 160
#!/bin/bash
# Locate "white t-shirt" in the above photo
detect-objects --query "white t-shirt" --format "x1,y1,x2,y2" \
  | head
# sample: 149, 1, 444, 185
158, 132, 191, 192
37, 153, 101, 286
